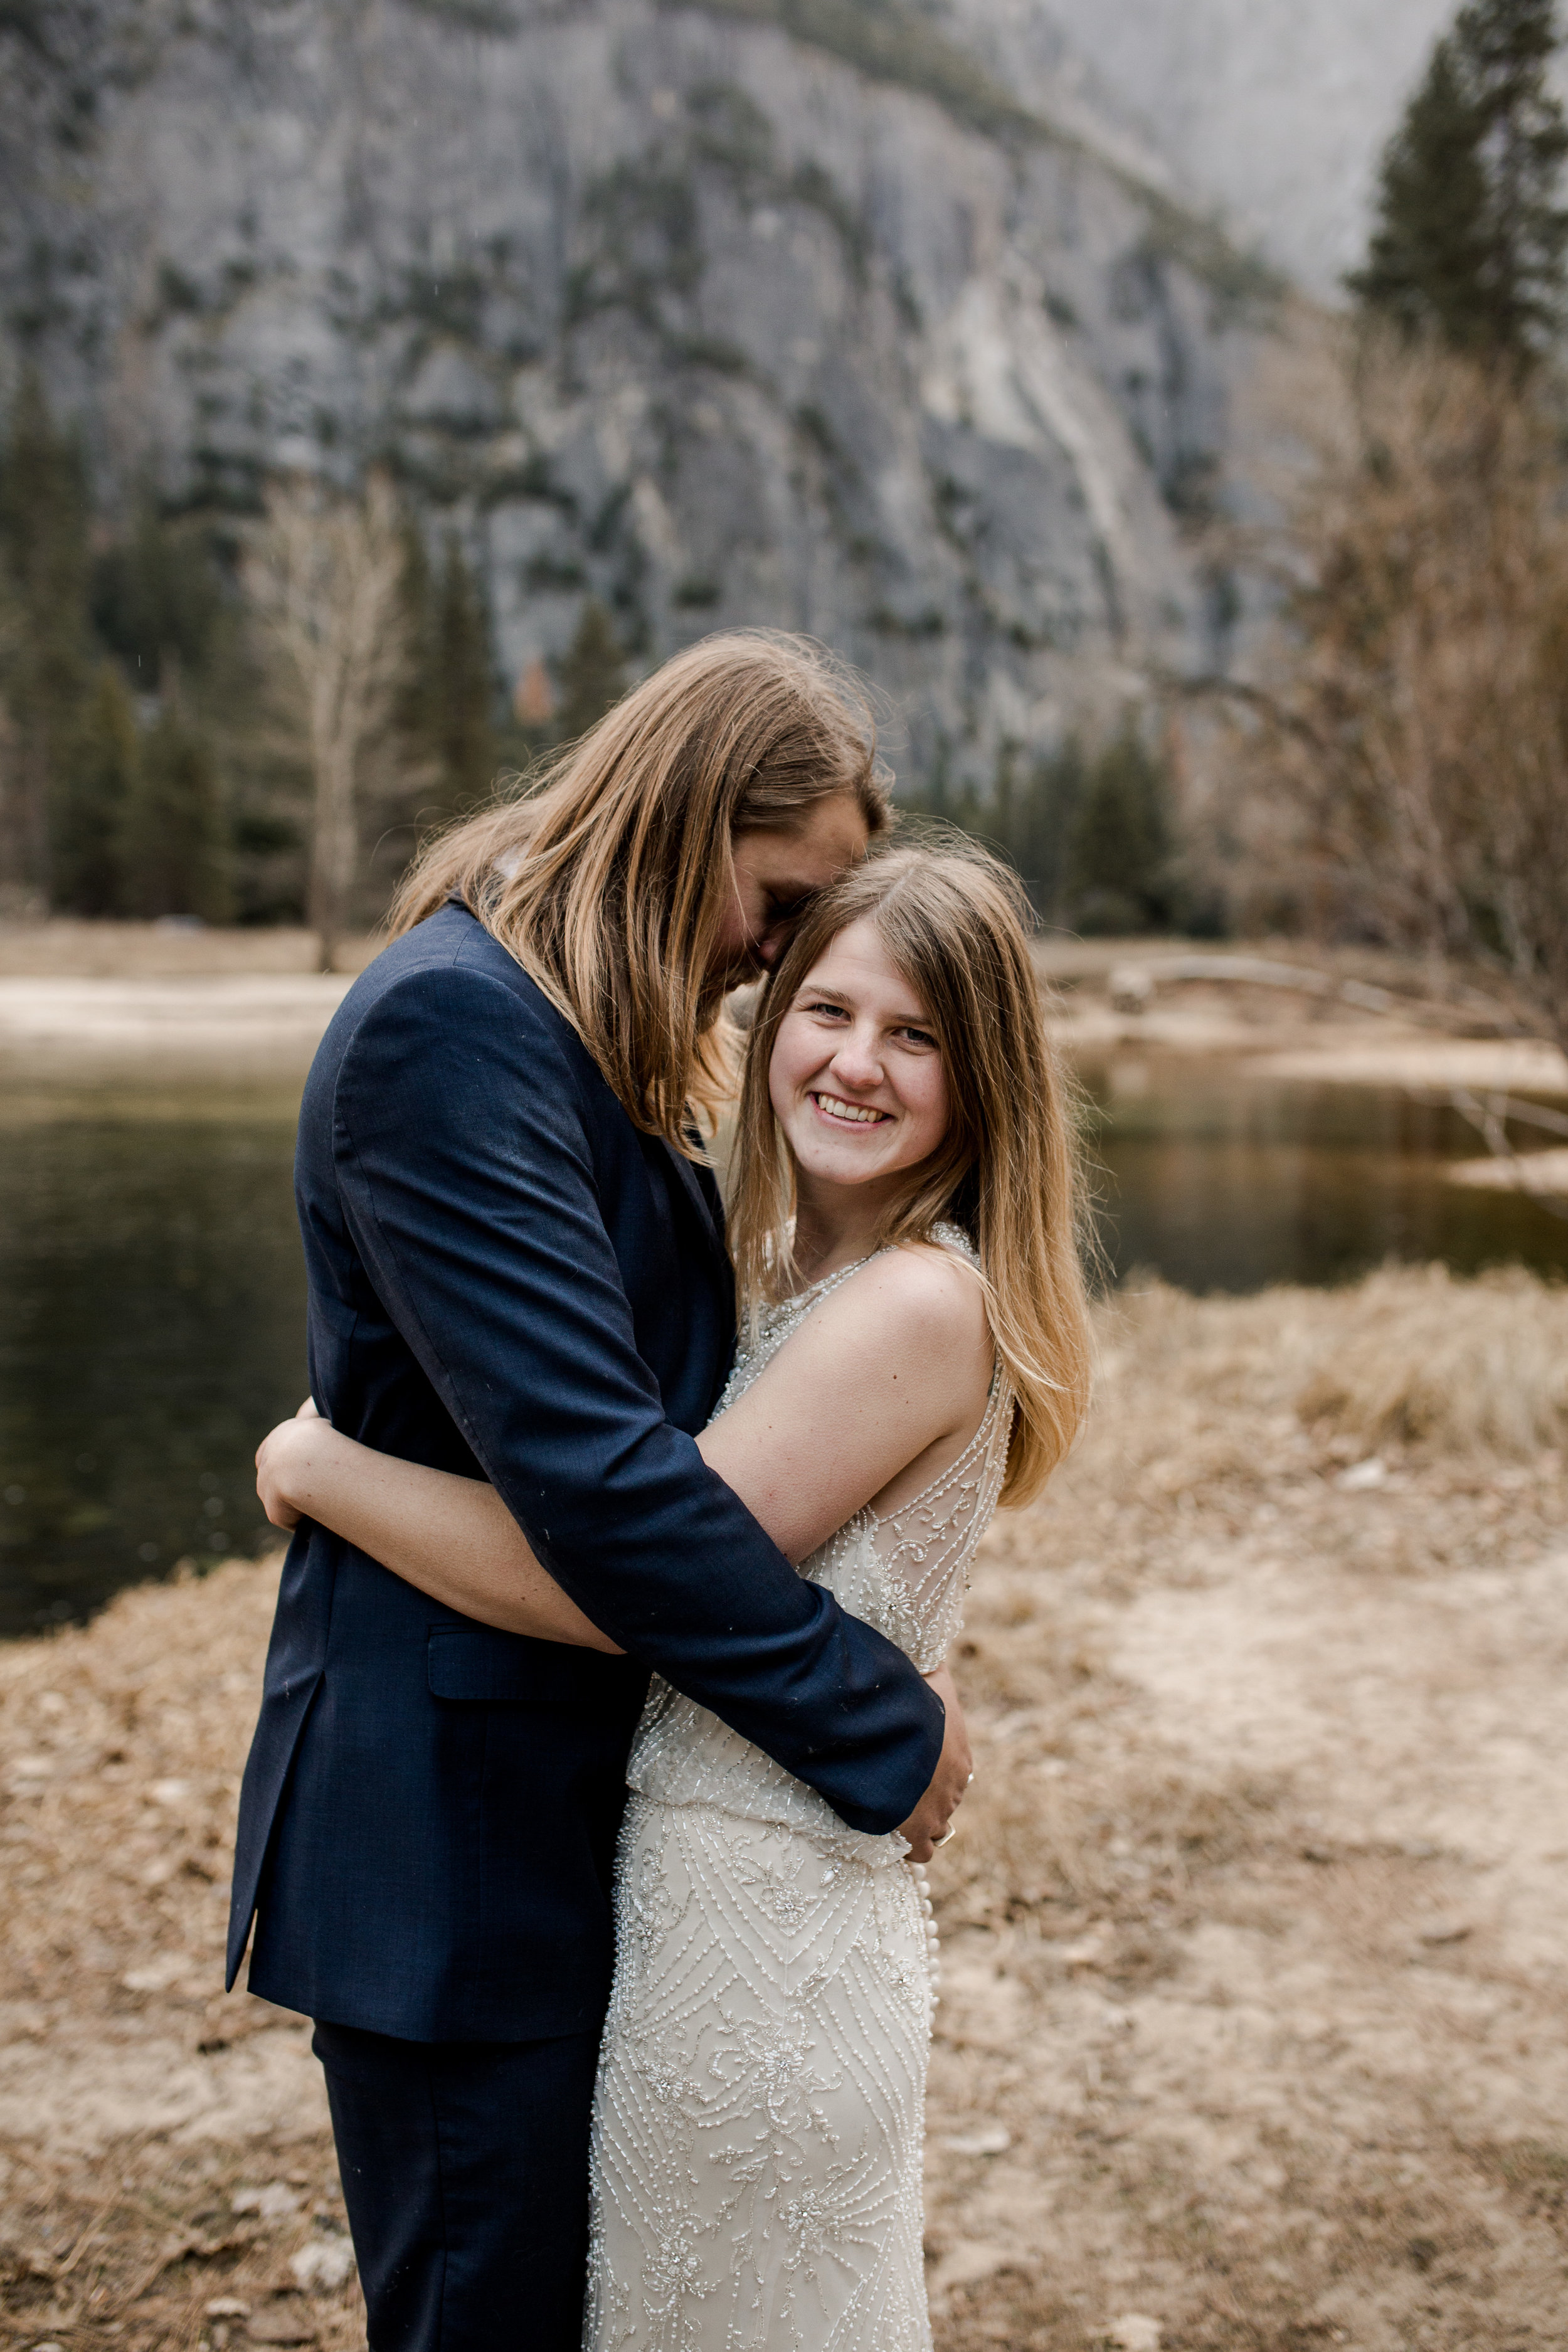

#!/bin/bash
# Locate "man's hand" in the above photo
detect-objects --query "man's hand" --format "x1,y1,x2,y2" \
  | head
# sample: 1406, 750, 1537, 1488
896, 1661, 972, 1863
255, 1398, 323, 1531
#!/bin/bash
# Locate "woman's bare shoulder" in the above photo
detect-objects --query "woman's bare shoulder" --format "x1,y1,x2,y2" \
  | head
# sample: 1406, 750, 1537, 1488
803, 1237, 990, 1370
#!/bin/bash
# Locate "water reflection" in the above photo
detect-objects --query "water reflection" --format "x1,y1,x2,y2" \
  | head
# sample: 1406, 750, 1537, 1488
1081, 1057, 1568, 1293
1, 1054, 1565, 1635
0, 1083, 306, 1636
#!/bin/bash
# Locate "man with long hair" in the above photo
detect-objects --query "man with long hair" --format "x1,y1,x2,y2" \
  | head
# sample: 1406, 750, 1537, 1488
228, 633, 967, 2350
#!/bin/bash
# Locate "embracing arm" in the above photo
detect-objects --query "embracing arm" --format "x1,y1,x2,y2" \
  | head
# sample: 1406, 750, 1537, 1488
258, 1401, 623, 1649
257, 1248, 981, 1838
315, 952, 951, 1841
257, 1246, 991, 1645
256, 1397, 970, 1740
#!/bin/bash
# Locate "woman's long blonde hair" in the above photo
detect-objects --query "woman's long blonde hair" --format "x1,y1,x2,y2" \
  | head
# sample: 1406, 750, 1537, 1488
727, 839, 1093, 1505
389, 631, 890, 1147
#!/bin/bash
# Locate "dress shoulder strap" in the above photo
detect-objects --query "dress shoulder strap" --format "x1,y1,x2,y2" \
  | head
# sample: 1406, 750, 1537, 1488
808, 1251, 886, 1305
925, 1219, 982, 1271
754, 1247, 885, 1349
746, 1222, 980, 1364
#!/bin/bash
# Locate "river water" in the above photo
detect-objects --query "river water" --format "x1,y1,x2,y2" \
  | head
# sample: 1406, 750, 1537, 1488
2, 1055, 1565, 1635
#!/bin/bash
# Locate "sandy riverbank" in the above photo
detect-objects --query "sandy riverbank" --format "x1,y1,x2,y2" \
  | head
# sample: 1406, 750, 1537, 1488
2, 1266, 1564, 2352
3, 924, 1566, 1104
0, 924, 381, 982
0, 926, 373, 1084
0, 977, 356, 1079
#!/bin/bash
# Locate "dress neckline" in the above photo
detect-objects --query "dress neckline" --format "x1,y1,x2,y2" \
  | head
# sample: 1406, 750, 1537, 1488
775, 1246, 883, 1308
776, 1219, 976, 1299
759, 1220, 980, 1330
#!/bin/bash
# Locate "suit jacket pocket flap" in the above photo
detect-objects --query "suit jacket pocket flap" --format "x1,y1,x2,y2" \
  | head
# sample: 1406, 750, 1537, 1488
427, 1624, 645, 1710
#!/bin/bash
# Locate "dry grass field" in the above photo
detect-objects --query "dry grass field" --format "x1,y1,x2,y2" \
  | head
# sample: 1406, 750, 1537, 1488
1, 1267, 1565, 2352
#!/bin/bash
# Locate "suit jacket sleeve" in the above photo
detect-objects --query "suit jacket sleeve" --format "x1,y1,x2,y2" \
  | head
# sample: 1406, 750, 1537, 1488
329, 960, 945, 1838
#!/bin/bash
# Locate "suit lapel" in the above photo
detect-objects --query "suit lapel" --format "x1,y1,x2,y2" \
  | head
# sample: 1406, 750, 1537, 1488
661, 1138, 729, 1271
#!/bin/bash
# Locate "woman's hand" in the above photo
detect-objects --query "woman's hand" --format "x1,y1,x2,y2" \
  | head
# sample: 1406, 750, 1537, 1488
255, 1399, 326, 1530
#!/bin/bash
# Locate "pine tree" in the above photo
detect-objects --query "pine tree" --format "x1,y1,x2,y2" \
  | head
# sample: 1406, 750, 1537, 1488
1065, 725, 1173, 935
0, 374, 95, 904
556, 600, 627, 740
91, 497, 217, 692
1012, 738, 1087, 919
119, 694, 231, 923
400, 528, 498, 814
53, 665, 139, 915
431, 533, 499, 801
1348, 38, 1493, 341
1350, 0, 1568, 364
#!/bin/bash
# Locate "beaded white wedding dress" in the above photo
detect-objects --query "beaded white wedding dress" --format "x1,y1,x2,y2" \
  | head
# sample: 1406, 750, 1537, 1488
584, 1231, 1014, 2352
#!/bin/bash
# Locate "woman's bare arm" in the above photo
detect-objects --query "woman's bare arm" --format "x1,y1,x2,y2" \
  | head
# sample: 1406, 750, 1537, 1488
255, 1245, 992, 1648
256, 1404, 622, 1648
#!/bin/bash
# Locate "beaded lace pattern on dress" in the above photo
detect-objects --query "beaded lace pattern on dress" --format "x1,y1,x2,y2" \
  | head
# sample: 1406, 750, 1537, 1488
584, 1226, 1014, 2351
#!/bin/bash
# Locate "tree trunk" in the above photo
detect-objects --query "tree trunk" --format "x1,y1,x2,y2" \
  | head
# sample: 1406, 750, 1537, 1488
310, 738, 358, 973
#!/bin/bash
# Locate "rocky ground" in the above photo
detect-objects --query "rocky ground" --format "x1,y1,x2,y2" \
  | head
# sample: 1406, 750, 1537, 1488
2, 1267, 1564, 2351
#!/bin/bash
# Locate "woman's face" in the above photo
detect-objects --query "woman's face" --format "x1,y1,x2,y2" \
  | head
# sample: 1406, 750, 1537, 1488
768, 918, 950, 1193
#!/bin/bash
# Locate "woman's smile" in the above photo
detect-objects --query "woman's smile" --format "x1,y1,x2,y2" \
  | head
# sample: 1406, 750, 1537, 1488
808, 1090, 893, 1127
770, 918, 950, 1202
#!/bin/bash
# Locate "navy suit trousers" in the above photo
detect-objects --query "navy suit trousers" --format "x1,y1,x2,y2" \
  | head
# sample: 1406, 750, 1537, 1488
312, 2020, 601, 2352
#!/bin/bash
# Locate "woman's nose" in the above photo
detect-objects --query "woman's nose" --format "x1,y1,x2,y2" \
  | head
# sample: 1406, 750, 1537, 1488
830, 1030, 882, 1087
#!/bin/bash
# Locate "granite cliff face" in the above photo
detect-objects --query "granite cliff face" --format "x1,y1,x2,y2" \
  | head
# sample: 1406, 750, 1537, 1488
0, 0, 1271, 788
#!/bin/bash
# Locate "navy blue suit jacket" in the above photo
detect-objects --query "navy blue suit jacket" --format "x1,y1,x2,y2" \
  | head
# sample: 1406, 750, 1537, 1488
228, 905, 945, 2041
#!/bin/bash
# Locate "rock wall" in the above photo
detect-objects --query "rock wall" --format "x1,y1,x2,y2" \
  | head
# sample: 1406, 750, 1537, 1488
0, 0, 1272, 787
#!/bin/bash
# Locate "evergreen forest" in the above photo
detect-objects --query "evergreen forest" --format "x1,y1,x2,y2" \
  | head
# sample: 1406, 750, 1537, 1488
0, 380, 628, 940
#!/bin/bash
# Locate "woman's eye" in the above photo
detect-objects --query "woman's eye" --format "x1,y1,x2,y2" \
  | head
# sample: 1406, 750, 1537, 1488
898, 1026, 938, 1049
803, 999, 847, 1019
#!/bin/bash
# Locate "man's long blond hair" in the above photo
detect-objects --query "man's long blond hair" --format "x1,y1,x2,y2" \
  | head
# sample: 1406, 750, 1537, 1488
726, 840, 1093, 1506
389, 632, 890, 1147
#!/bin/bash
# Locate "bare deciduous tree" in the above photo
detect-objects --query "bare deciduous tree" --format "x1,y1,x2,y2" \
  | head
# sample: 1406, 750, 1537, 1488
246, 469, 415, 971
1212, 324, 1568, 1052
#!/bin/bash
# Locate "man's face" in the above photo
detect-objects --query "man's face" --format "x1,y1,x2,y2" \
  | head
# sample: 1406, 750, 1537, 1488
709, 797, 869, 990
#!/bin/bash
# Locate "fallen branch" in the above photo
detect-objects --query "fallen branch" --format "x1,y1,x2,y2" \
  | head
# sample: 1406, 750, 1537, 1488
1415, 1086, 1568, 1219
1104, 952, 1524, 1034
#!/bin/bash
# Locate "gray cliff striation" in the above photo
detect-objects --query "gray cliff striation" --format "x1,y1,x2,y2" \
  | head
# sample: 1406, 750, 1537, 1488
0, 0, 1275, 788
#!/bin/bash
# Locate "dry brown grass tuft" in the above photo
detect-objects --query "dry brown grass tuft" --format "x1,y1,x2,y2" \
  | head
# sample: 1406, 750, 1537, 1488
1092, 1259, 1568, 1466
1295, 1262, 1568, 1456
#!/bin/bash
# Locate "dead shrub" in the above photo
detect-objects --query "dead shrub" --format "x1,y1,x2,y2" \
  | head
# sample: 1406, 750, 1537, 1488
1208, 324, 1568, 1052
1297, 1262, 1568, 1455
